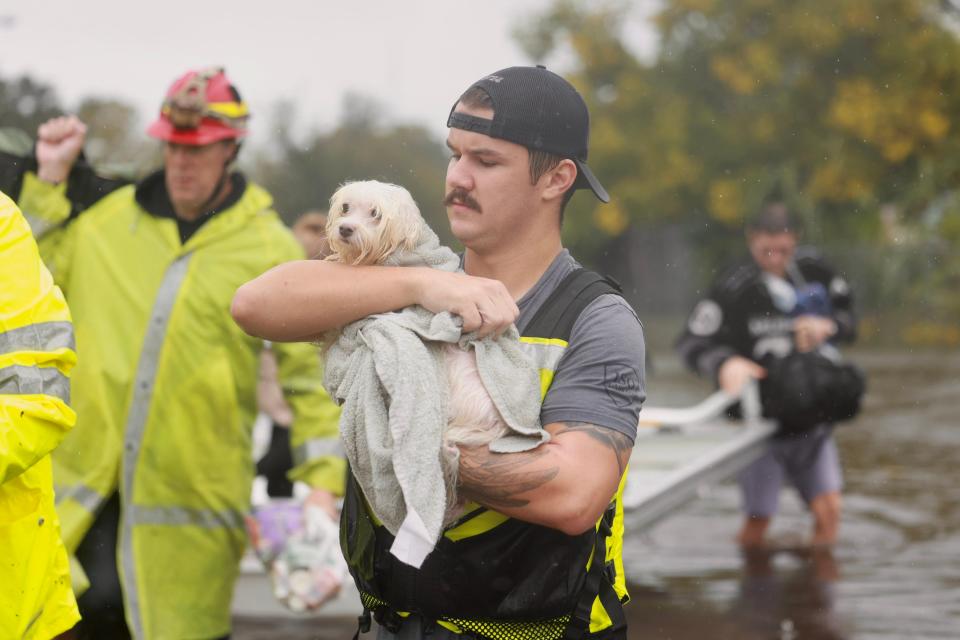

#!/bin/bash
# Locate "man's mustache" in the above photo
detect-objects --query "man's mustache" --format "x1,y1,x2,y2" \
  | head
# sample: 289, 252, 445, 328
444, 188, 481, 213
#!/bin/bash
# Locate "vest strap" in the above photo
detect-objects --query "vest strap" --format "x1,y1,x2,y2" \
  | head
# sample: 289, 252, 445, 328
353, 608, 372, 640
563, 502, 621, 639
523, 268, 623, 343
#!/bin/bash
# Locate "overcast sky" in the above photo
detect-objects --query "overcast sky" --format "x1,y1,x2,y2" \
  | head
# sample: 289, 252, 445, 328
0, 1, 657, 145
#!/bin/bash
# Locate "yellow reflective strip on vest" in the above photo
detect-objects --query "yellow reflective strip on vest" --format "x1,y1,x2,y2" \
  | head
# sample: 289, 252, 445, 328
443, 506, 510, 542
436, 620, 463, 634
610, 467, 630, 602
519, 337, 567, 367
588, 592, 613, 633
519, 336, 568, 348
538, 369, 556, 400
518, 338, 565, 401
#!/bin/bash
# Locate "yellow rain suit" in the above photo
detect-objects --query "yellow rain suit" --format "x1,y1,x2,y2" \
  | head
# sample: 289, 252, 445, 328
17, 172, 343, 639
0, 191, 80, 639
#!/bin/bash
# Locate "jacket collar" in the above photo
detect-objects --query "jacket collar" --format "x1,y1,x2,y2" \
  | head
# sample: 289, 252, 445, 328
133, 169, 273, 247
135, 169, 246, 221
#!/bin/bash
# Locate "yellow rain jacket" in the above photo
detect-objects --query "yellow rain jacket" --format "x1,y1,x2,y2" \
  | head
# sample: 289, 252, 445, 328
0, 192, 80, 639
17, 172, 344, 639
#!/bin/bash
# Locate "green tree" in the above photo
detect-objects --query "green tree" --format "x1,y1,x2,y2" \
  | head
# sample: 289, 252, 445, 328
0, 72, 153, 179
518, 0, 960, 324
76, 97, 154, 178
0, 74, 62, 135
519, 0, 960, 240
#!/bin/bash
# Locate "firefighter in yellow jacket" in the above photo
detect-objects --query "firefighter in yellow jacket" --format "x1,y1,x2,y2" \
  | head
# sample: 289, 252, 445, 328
14, 68, 343, 639
0, 191, 80, 639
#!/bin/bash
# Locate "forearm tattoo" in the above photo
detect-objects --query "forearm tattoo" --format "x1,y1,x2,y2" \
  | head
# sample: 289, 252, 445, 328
458, 445, 558, 510
458, 422, 634, 509
553, 421, 634, 476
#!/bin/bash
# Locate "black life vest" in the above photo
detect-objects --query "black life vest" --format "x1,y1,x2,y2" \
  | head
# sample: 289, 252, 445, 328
341, 268, 630, 640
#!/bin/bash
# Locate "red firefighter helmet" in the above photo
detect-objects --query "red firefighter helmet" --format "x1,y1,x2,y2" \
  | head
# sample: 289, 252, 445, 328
147, 67, 249, 145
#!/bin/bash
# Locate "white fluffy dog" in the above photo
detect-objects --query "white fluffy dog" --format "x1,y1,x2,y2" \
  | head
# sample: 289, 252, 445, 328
325, 180, 424, 267
325, 180, 511, 452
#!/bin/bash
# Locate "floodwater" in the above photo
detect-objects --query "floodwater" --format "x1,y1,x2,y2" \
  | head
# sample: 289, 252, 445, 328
234, 349, 960, 639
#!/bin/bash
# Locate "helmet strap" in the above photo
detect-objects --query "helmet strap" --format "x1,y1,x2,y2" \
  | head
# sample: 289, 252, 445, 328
196, 142, 240, 215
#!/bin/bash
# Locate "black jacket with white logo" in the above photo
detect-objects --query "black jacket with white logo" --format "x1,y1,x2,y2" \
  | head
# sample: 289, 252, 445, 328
675, 248, 856, 382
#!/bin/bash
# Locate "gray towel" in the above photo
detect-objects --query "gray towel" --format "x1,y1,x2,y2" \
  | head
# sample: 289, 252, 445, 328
322, 222, 545, 566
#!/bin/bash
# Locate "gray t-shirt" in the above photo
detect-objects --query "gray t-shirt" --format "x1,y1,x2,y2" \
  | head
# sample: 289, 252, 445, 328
516, 250, 645, 442
375, 251, 645, 639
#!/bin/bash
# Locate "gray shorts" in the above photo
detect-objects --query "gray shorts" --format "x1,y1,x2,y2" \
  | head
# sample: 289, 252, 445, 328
739, 425, 843, 518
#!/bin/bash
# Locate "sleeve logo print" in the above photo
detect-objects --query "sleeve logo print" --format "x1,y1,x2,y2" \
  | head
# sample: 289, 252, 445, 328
688, 299, 723, 336
604, 364, 641, 408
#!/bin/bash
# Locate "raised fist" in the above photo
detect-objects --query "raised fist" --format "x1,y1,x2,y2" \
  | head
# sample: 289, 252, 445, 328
36, 115, 87, 184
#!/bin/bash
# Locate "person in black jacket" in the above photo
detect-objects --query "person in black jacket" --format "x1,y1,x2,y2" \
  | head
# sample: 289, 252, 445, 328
676, 202, 857, 548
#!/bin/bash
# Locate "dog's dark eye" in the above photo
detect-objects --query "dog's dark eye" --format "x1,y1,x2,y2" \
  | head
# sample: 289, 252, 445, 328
341, 203, 350, 213
370, 208, 381, 219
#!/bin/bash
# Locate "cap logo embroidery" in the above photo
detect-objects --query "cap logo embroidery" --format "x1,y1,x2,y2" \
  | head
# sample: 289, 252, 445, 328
485, 75, 504, 83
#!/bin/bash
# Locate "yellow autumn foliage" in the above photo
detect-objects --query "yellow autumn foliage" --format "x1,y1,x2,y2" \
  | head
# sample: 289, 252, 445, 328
710, 55, 756, 95
708, 179, 743, 223
593, 199, 630, 236
521, 0, 960, 250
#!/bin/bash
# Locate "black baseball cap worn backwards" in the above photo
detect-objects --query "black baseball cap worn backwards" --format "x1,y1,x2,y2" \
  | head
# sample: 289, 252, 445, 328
447, 65, 610, 203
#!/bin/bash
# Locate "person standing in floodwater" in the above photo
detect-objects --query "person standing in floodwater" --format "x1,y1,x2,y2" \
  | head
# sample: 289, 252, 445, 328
676, 202, 857, 549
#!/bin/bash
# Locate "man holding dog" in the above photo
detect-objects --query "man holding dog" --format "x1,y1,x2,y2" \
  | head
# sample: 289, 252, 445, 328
13, 67, 343, 639
675, 203, 857, 549
233, 66, 646, 639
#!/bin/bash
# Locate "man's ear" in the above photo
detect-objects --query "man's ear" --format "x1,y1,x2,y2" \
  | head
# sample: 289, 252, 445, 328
542, 159, 578, 202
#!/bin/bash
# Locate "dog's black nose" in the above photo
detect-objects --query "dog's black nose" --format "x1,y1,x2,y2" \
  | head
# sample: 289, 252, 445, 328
339, 225, 354, 238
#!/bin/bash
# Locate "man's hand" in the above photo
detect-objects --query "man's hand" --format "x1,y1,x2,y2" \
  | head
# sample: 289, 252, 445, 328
794, 315, 837, 352
413, 270, 519, 338
718, 356, 766, 396
36, 116, 87, 184
304, 488, 339, 521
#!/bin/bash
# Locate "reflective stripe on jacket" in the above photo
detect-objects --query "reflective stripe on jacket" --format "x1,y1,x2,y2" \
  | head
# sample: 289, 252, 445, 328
0, 191, 81, 639
19, 175, 343, 639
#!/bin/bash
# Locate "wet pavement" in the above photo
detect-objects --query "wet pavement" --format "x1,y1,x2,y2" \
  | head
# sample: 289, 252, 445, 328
623, 349, 960, 640
234, 349, 960, 639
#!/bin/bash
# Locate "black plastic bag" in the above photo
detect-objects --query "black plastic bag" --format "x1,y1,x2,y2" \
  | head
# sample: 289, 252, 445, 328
759, 350, 866, 436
